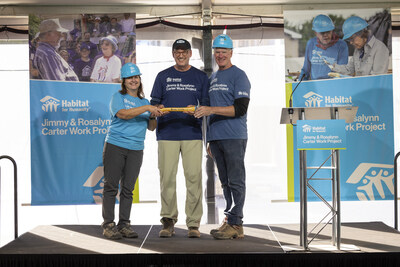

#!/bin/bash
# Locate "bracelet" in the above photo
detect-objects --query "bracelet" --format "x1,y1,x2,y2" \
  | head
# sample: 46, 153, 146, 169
149, 117, 156, 120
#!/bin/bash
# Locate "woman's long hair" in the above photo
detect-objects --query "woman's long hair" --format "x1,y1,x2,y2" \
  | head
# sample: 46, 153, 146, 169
119, 77, 144, 99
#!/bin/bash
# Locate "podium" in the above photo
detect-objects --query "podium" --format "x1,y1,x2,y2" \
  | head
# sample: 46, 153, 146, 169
281, 106, 358, 250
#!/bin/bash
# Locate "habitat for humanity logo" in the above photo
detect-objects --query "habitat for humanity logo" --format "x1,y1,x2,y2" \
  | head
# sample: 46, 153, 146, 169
83, 166, 123, 204
302, 124, 312, 133
346, 163, 394, 201
303, 91, 353, 107
40, 96, 60, 112
303, 92, 323, 107
40, 95, 90, 112
83, 166, 106, 204
302, 124, 326, 133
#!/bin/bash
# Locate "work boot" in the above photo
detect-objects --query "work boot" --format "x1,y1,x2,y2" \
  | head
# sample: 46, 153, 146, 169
159, 217, 175, 238
102, 222, 123, 240
212, 224, 244, 240
118, 223, 138, 238
187, 227, 201, 238
210, 217, 227, 235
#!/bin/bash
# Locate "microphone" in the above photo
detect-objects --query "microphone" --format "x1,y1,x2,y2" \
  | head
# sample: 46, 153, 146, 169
288, 73, 305, 124
289, 73, 305, 108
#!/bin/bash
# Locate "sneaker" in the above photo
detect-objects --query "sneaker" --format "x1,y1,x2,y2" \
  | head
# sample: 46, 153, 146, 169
118, 223, 138, 238
210, 217, 227, 235
159, 217, 175, 238
212, 224, 244, 240
188, 227, 201, 238
102, 222, 123, 240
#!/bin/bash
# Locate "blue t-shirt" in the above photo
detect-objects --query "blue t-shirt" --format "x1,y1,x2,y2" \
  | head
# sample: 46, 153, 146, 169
105, 92, 150, 150
300, 37, 349, 80
207, 65, 251, 141
73, 58, 94, 82
150, 66, 209, 141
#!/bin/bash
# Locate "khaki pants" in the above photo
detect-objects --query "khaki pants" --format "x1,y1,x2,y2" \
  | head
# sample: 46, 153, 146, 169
158, 140, 203, 228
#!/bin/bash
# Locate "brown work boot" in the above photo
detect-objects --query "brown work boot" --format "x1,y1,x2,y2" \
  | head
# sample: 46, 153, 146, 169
159, 217, 175, 238
188, 227, 201, 238
210, 217, 227, 235
212, 224, 244, 240
118, 223, 138, 238
102, 222, 123, 240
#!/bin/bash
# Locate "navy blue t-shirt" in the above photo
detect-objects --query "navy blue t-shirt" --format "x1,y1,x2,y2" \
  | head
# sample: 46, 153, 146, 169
73, 58, 94, 82
151, 66, 209, 141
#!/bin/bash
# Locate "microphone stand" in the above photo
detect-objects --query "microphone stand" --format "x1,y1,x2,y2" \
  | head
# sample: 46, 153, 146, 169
288, 74, 306, 124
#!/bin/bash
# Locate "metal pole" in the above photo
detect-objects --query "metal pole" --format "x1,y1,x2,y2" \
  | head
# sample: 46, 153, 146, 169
336, 149, 341, 249
331, 150, 337, 246
202, 1, 216, 224
299, 149, 305, 247
394, 152, 400, 230
0, 155, 18, 239
299, 110, 308, 249
334, 110, 341, 249
302, 150, 308, 249
206, 155, 218, 224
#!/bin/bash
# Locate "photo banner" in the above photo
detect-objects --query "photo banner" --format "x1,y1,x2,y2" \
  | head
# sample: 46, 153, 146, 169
29, 14, 138, 205
284, 8, 394, 202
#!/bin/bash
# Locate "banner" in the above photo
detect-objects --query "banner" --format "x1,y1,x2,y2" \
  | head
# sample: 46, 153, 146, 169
284, 8, 394, 202
286, 75, 394, 202
29, 13, 138, 205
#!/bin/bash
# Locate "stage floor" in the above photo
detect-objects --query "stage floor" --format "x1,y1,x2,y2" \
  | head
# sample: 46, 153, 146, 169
1, 222, 400, 267
1, 221, 400, 254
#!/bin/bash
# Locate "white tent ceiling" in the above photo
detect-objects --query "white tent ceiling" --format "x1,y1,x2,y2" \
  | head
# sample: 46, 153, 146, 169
1, 0, 400, 13
1, 0, 399, 40
0, 0, 400, 5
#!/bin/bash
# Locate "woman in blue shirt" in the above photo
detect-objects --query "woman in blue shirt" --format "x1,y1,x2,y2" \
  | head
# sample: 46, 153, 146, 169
101, 63, 162, 239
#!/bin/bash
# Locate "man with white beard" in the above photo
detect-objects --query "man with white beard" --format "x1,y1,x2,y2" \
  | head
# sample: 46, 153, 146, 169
33, 18, 78, 81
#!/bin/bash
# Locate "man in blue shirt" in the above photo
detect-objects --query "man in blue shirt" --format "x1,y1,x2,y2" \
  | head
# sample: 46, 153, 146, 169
151, 39, 209, 238
195, 34, 251, 240
300, 14, 348, 80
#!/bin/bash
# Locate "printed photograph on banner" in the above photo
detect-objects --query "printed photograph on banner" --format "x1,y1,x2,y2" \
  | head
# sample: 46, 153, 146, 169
284, 8, 391, 82
29, 13, 136, 83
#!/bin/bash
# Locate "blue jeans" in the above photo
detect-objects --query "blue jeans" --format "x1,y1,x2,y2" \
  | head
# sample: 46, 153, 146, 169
209, 139, 247, 225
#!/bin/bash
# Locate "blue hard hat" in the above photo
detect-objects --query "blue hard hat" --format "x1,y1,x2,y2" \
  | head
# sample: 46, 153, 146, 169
121, 63, 141, 78
312, 15, 335, 33
212, 34, 233, 49
342, 16, 369, 40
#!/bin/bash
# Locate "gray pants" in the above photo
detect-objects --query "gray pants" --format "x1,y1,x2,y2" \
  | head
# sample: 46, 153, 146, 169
102, 142, 143, 227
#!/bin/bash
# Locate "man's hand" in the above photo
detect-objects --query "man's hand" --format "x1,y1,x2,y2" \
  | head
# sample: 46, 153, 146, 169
194, 106, 212, 118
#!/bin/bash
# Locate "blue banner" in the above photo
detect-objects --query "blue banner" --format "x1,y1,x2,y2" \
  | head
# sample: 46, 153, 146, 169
297, 120, 346, 150
30, 80, 119, 205
290, 74, 394, 201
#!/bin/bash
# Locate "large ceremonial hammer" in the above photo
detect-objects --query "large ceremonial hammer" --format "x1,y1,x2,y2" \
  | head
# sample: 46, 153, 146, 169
160, 100, 200, 113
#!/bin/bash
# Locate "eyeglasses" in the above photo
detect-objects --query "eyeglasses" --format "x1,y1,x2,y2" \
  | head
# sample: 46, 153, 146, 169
173, 50, 189, 56
346, 33, 361, 44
